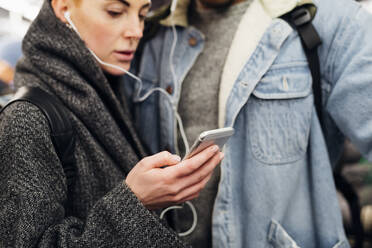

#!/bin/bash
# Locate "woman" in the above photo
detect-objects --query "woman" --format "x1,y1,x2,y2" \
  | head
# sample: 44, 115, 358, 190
0, 0, 223, 246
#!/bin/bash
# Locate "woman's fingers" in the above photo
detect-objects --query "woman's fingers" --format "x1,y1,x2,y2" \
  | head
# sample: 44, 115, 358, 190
178, 193, 200, 203
126, 148, 225, 210
171, 169, 215, 204
161, 150, 223, 201
168, 145, 220, 177
178, 152, 223, 191
140, 151, 181, 169
146, 162, 217, 208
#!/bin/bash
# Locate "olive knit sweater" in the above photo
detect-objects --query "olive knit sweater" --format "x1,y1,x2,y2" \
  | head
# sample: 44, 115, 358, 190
0, 1, 186, 247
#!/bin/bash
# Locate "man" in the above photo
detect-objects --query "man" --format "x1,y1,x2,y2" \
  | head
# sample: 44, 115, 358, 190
0, 60, 15, 106
126, 0, 372, 247
0, 60, 14, 88
0, 38, 22, 99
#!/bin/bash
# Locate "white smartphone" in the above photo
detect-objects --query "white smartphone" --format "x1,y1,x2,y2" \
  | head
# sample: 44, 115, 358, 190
183, 127, 235, 160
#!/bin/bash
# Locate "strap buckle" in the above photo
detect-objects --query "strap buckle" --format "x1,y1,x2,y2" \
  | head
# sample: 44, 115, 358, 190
291, 7, 312, 27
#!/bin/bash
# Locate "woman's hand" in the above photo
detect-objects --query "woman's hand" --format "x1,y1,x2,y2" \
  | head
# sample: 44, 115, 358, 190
125, 145, 224, 210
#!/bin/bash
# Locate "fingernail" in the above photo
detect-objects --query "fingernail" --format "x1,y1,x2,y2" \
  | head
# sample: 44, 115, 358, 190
173, 155, 181, 162
211, 145, 219, 152
220, 153, 225, 159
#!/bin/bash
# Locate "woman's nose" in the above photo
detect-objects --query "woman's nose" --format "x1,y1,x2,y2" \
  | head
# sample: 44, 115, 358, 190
124, 17, 143, 40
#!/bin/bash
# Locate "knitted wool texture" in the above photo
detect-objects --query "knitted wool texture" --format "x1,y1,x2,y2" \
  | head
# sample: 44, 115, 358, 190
0, 1, 187, 247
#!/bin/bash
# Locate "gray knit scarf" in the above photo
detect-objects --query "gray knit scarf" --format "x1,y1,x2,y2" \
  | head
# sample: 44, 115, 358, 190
14, 0, 147, 174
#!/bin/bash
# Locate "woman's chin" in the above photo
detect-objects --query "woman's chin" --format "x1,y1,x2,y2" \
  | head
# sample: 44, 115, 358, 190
102, 63, 131, 76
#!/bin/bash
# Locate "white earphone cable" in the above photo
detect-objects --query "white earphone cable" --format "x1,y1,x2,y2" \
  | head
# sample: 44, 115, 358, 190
164, 1, 196, 237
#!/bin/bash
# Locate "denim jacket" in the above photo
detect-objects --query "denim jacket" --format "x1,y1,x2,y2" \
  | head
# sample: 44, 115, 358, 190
125, 0, 372, 247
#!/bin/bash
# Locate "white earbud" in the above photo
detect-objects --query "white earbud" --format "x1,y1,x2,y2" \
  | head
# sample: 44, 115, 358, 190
64, 11, 77, 33
63, 11, 70, 20
63, 10, 141, 80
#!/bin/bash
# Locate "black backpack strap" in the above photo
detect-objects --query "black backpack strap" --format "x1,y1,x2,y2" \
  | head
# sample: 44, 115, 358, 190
1, 86, 76, 211
282, 7, 323, 127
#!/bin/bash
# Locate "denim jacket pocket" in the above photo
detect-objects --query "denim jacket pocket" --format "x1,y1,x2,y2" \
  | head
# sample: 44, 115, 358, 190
268, 220, 301, 248
331, 241, 349, 248
268, 220, 349, 248
248, 64, 313, 165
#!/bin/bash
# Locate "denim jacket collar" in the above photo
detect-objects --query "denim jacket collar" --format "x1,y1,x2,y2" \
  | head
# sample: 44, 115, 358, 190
160, 0, 316, 27
158, 0, 316, 126
219, 0, 273, 127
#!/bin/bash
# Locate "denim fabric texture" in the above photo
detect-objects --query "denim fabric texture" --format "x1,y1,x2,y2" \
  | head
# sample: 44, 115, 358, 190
125, 0, 372, 246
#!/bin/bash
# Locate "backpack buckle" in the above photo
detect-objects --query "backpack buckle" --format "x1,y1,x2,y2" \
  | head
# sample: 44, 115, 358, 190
291, 7, 312, 27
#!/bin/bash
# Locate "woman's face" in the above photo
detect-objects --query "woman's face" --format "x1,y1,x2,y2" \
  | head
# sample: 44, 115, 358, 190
67, 0, 151, 75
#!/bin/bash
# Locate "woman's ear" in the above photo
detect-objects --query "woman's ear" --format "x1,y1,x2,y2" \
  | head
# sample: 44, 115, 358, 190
51, 0, 69, 23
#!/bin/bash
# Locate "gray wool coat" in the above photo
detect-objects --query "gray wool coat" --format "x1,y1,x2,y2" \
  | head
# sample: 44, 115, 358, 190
0, 1, 187, 247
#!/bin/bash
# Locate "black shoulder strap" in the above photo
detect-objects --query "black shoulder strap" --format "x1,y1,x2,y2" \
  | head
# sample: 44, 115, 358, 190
1, 86, 76, 202
282, 7, 323, 127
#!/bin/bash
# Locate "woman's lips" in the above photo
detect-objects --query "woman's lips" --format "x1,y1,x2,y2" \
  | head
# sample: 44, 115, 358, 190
113, 50, 134, 62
